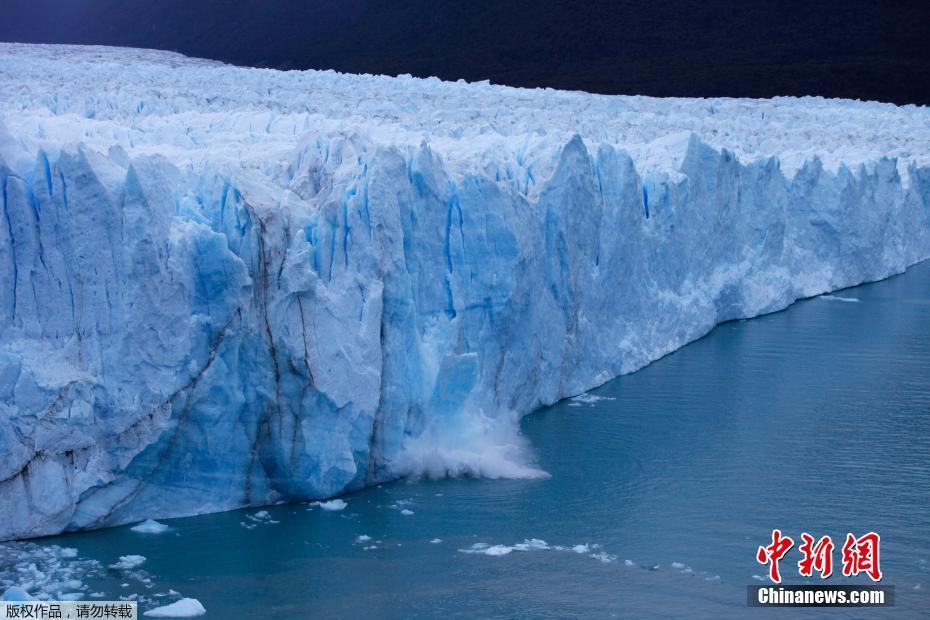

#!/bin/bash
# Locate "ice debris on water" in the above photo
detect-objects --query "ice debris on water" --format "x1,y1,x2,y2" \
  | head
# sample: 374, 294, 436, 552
109, 556, 146, 571
131, 520, 171, 534
312, 500, 348, 512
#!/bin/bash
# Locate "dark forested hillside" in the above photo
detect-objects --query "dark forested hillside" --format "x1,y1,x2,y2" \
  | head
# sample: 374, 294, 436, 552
3, 0, 929, 105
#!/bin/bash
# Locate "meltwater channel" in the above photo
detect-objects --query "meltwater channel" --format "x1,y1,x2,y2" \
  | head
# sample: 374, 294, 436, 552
3, 261, 930, 619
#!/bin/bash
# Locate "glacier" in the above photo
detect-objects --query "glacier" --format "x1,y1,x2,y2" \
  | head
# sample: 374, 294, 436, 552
1, 43, 929, 541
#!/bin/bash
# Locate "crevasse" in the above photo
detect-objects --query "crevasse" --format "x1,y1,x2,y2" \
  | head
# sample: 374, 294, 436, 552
1, 43, 929, 540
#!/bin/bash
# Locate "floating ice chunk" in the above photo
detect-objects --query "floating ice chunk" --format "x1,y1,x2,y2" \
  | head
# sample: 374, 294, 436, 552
60, 593, 84, 600
483, 545, 514, 556
671, 562, 686, 569
0, 543, 103, 601
2, 587, 33, 601
400, 509, 415, 516
313, 499, 347, 511
242, 510, 275, 527
109, 555, 146, 570
624, 560, 634, 566
820, 294, 860, 303
513, 539, 550, 551
459, 538, 621, 563
460, 539, 553, 556
752, 574, 767, 581
131, 520, 171, 534
429, 539, 443, 544
458, 543, 511, 556
143, 598, 206, 617
356, 535, 372, 543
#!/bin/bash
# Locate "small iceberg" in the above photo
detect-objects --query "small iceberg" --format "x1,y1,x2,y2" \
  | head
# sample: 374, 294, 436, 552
313, 499, 347, 511
820, 294, 860, 303
109, 555, 146, 570
2, 587, 33, 601
143, 598, 206, 617
131, 519, 170, 534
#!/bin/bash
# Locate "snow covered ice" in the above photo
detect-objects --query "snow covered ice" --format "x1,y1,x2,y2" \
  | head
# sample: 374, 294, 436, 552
1, 43, 929, 540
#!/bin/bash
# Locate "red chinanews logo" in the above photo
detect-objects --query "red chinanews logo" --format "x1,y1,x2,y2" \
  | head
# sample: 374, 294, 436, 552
756, 530, 882, 583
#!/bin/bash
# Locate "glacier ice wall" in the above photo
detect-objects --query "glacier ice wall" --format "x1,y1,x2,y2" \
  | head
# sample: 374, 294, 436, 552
1, 44, 929, 540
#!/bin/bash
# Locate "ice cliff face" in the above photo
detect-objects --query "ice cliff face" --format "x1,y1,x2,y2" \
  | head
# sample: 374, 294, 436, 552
1, 43, 929, 540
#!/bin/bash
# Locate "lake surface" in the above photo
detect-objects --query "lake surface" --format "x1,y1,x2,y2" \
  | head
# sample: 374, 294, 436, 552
4, 262, 930, 618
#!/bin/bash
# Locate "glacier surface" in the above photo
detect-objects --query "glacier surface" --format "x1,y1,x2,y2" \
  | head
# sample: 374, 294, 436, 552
1, 43, 929, 540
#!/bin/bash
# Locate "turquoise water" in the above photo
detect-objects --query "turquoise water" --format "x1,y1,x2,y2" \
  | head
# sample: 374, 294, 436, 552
5, 262, 930, 618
